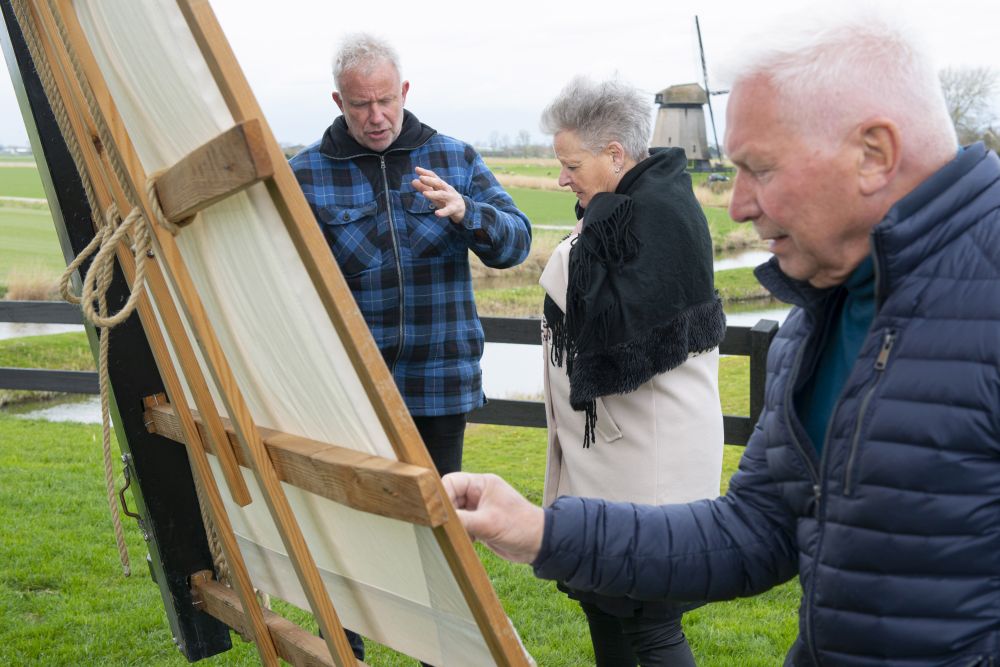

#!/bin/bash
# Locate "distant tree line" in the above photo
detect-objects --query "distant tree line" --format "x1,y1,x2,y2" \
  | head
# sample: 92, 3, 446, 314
476, 130, 554, 158
940, 66, 999, 152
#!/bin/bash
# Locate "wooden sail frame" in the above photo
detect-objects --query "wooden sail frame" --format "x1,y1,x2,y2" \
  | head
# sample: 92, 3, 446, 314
10, 1, 532, 665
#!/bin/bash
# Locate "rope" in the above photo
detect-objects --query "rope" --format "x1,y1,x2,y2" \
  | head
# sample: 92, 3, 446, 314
192, 473, 231, 588
57, 202, 143, 576
145, 172, 180, 236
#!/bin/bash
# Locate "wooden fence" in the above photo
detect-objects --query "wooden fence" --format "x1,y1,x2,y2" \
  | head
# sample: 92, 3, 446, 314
0, 300, 778, 445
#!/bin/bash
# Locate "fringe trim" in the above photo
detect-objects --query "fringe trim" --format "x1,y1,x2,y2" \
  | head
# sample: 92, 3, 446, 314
543, 294, 569, 371
568, 297, 726, 410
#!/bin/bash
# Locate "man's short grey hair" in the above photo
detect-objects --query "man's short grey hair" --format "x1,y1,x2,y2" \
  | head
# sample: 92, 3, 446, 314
719, 8, 956, 157
333, 33, 401, 90
541, 77, 651, 162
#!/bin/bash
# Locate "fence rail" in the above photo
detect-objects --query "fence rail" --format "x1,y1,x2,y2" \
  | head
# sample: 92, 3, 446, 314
0, 300, 778, 445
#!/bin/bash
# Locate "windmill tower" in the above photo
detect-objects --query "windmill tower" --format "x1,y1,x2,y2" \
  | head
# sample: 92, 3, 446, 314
651, 83, 711, 168
650, 16, 725, 171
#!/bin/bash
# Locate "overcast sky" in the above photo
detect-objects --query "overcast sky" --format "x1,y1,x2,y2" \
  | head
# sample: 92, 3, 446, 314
1, 0, 998, 148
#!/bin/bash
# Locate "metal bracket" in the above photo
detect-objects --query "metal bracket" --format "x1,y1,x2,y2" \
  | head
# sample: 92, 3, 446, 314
119, 453, 150, 541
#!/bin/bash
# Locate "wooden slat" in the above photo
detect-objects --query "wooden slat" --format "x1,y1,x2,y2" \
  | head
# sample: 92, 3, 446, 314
723, 415, 753, 447
749, 319, 779, 427
0, 299, 82, 324
471, 398, 545, 428
720, 324, 752, 356
191, 575, 365, 667
480, 316, 541, 345
0, 366, 97, 393
29, 2, 275, 663
146, 403, 449, 527
153, 118, 272, 225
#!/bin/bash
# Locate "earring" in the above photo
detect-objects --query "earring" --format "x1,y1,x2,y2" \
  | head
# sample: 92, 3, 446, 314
614, 166, 621, 174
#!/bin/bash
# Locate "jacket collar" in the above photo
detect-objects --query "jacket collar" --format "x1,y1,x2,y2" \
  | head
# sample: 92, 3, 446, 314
319, 109, 436, 159
756, 143, 999, 310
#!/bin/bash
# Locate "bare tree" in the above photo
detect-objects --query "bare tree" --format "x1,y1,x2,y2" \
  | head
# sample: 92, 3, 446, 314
939, 66, 1000, 145
516, 129, 532, 158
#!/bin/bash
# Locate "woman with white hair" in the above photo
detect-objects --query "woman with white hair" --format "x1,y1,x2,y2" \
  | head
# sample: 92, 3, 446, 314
538, 77, 726, 666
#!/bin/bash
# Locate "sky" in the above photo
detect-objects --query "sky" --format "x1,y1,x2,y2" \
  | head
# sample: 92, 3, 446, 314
1, 0, 998, 149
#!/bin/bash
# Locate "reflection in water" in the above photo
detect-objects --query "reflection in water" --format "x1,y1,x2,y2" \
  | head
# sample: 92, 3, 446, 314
5, 394, 101, 424
0, 322, 83, 340
713, 250, 771, 272
724, 307, 790, 327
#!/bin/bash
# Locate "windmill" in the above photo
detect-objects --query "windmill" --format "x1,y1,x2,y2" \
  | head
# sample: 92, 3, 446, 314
650, 16, 727, 170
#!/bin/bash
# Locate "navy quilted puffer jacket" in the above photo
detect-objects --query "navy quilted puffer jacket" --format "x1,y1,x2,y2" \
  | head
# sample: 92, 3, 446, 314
533, 144, 1000, 666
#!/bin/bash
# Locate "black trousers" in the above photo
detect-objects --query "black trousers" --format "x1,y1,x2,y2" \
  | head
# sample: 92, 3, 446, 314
340, 412, 468, 662
579, 601, 697, 667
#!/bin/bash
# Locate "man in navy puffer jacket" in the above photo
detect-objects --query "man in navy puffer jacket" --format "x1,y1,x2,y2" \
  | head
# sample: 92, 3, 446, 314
444, 11, 1000, 666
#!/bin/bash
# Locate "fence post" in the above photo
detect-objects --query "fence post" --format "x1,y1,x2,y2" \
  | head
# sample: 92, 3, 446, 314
749, 319, 779, 428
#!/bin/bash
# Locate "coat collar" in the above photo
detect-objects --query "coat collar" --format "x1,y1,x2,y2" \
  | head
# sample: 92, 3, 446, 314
318, 109, 436, 159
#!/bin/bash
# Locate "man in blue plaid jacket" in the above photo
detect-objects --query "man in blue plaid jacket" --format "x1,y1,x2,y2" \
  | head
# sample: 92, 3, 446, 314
290, 33, 531, 483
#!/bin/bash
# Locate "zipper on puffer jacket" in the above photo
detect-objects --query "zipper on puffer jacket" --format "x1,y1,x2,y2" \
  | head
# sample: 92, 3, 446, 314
843, 329, 896, 495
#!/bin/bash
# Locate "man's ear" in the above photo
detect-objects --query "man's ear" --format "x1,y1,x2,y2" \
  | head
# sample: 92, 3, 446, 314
401, 80, 410, 105
858, 118, 901, 196
332, 91, 344, 113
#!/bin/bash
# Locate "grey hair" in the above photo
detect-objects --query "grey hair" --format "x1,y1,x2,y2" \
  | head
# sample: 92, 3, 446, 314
719, 8, 956, 158
541, 77, 651, 162
332, 33, 402, 90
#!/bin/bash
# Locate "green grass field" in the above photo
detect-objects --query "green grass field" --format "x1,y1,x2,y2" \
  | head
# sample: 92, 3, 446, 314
0, 329, 799, 665
0, 205, 66, 289
485, 161, 562, 180
0, 165, 46, 199
506, 186, 579, 227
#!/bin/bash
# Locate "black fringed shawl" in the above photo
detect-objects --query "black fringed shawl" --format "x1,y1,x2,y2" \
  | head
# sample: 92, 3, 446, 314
543, 147, 726, 445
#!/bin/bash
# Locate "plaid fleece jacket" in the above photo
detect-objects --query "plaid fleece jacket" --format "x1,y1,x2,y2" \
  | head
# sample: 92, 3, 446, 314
290, 111, 532, 416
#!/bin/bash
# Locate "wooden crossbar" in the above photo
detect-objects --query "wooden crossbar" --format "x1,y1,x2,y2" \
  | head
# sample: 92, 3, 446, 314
145, 401, 450, 527
190, 572, 364, 667
153, 118, 273, 225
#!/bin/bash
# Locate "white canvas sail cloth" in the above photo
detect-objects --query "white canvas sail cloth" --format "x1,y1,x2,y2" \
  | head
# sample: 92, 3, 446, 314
73, 1, 497, 663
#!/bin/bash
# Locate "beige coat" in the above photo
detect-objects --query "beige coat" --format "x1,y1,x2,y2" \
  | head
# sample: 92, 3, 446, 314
541, 235, 724, 507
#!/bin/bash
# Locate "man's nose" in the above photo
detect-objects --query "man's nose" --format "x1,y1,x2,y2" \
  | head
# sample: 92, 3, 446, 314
728, 172, 759, 223
557, 169, 571, 188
